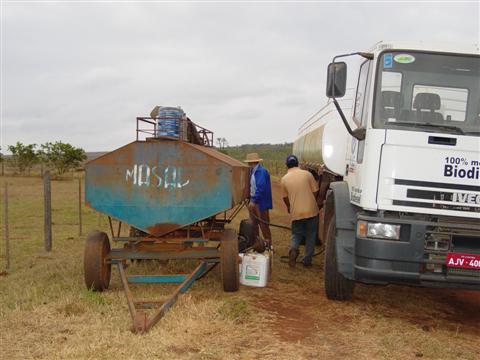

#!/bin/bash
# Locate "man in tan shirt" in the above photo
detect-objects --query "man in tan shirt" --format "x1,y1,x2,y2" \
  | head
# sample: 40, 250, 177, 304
281, 155, 319, 267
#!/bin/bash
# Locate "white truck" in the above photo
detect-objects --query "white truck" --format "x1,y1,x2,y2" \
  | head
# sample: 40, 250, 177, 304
293, 41, 480, 300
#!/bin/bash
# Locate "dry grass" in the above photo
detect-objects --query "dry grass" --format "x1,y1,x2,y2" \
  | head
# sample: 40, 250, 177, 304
0, 176, 479, 359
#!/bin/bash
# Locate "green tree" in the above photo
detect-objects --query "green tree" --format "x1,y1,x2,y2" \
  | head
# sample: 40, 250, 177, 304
7, 142, 40, 174
40, 141, 87, 175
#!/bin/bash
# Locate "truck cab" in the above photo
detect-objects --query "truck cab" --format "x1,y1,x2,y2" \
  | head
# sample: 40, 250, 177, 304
293, 41, 480, 300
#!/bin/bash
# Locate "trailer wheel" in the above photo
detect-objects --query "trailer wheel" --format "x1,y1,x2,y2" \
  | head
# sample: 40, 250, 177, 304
220, 229, 240, 292
324, 216, 354, 300
84, 231, 111, 292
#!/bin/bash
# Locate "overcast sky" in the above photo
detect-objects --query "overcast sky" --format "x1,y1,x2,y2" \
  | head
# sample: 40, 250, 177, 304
1, 1, 479, 151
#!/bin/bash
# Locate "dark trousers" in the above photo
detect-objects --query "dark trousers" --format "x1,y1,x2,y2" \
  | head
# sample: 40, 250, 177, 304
248, 205, 272, 243
291, 215, 318, 265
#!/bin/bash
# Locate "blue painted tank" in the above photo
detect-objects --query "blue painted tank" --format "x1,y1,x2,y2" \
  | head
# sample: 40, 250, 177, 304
85, 139, 250, 236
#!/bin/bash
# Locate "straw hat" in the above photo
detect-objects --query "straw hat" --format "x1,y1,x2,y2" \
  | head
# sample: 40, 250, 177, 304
244, 153, 263, 163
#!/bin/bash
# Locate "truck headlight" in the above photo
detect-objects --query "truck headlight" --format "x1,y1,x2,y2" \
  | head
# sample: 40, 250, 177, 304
357, 221, 401, 240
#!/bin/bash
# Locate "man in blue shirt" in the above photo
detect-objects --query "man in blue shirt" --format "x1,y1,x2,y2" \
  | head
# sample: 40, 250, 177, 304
245, 153, 272, 252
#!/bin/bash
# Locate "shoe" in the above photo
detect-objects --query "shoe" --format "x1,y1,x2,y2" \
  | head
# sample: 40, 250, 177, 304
302, 257, 312, 267
288, 248, 299, 268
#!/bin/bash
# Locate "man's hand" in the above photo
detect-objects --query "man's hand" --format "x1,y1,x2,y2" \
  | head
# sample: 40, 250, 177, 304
248, 201, 257, 211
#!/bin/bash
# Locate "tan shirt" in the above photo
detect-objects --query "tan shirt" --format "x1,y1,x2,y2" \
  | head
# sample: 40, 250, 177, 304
281, 167, 319, 221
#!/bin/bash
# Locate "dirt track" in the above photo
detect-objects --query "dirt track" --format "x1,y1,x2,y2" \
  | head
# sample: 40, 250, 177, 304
248, 179, 480, 358
1, 176, 479, 359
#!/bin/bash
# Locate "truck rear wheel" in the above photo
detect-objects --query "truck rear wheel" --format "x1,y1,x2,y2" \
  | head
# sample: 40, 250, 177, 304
84, 231, 111, 291
324, 216, 354, 300
220, 229, 240, 292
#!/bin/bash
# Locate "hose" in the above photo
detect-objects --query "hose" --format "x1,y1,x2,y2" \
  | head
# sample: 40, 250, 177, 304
279, 248, 325, 264
249, 211, 324, 260
249, 210, 291, 230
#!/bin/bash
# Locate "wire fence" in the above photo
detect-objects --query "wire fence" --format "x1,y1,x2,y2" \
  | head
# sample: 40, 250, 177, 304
0, 173, 94, 274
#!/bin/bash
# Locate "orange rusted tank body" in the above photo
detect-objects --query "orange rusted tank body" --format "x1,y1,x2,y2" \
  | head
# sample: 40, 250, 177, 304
85, 139, 249, 236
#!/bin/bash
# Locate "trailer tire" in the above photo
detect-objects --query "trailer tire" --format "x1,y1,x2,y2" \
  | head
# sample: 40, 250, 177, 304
221, 229, 240, 292
324, 216, 354, 300
84, 231, 111, 292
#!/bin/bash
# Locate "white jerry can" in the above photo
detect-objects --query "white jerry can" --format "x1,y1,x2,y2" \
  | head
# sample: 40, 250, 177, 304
239, 251, 271, 287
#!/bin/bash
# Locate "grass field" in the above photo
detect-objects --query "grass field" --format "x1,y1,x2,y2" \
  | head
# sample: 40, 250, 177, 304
0, 176, 479, 359
222, 143, 293, 177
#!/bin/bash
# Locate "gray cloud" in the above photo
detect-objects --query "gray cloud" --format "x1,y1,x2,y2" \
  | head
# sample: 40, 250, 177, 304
2, 2, 479, 150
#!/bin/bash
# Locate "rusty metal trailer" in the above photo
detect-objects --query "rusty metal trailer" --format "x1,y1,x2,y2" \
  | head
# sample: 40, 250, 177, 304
83, 114, 251, 333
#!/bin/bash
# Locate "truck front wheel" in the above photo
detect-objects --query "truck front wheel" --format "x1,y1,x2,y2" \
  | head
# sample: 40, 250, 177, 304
324, 215, 354, 300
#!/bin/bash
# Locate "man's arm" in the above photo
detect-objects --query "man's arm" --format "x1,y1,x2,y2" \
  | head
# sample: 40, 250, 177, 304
283, 196, 291, 214
309, 173, 320, 201
248, 198, 257, 210
252, 168, 267, 204
281, 178, 290, 213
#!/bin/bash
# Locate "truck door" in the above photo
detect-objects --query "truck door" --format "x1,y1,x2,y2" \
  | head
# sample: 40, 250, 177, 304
345, 60, 373, 205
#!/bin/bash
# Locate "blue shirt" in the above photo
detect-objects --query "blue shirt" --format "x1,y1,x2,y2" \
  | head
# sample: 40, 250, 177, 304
250, 164, 259, 198
250, 164, 273, 211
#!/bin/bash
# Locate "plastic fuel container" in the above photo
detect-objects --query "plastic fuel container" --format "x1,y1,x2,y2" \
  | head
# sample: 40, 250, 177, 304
239, 251, 271, 287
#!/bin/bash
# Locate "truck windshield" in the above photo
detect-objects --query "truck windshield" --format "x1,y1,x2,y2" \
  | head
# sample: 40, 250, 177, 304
373, 51, 480, 136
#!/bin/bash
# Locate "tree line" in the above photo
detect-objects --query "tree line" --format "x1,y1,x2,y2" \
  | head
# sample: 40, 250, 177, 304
0, 141, 87, 175
222, 142, 293, 162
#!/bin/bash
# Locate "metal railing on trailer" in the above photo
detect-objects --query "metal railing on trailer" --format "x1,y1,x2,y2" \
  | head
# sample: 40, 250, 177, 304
136, 116, 214, 147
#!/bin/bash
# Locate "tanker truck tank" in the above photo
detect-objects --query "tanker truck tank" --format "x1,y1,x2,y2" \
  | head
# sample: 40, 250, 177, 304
293, 96, 352, 175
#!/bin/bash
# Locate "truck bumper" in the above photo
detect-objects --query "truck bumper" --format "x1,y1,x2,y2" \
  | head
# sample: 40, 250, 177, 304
353, 214, 480, 290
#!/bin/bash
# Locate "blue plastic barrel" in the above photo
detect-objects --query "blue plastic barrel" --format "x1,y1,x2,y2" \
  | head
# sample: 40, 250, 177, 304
155, 107, 184, 138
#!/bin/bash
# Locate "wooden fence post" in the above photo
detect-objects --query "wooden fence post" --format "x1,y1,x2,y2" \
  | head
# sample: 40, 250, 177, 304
4, 183, 10, 271
78, 177, 82, 236
44, 171, 52, 252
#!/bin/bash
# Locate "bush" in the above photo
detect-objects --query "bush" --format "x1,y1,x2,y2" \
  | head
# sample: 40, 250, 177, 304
7, 142, 40, 174
39, 141, 87, 175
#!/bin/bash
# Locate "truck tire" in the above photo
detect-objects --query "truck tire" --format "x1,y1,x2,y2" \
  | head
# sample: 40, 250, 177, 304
324, 216, 354, 300
220, 229, 240, 292
84, 231, 111, 292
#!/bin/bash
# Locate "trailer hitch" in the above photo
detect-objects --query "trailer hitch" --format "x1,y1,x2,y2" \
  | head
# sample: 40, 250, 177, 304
114, 259, 219, 333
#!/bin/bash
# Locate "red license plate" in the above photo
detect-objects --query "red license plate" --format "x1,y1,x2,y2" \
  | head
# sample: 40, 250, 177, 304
446, 253, 480, 270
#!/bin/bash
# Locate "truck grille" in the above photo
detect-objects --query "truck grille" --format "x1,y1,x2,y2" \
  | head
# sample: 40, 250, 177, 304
392, 178, 480, 214
423, 217, 480, 277
447, 267, 480, 277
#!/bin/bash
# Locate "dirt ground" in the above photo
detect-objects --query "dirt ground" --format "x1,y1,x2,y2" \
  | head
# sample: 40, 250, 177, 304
0, 176, 479, 359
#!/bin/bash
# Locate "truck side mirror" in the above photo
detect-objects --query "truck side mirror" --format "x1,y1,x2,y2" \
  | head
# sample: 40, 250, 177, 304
326, 62, 347, 98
